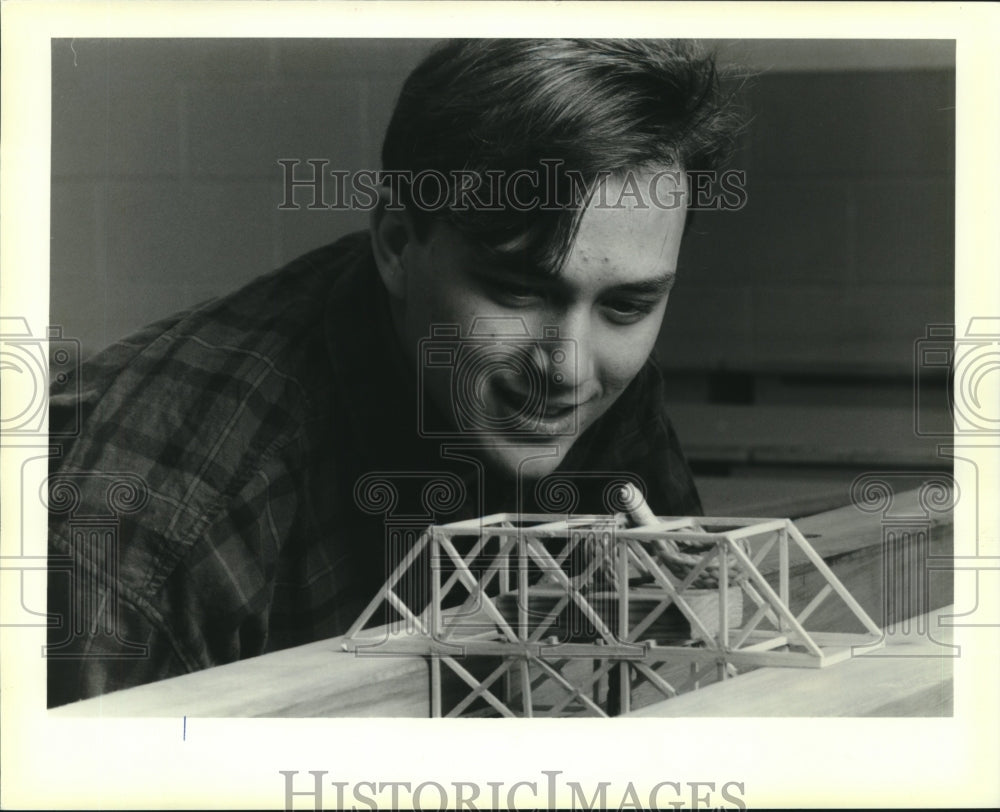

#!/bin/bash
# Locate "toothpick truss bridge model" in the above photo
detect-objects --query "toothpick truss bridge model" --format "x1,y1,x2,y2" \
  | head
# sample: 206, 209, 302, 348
342, 512, 885, 717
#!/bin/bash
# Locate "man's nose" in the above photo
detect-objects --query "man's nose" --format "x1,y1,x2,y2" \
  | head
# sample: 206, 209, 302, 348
542, 308, 596, 394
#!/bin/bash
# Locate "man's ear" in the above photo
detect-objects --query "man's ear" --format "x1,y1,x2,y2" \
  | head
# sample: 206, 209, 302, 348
370, 189, 416, 300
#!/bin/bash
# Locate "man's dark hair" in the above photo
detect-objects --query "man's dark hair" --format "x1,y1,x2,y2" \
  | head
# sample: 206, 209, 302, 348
381, 38, 741, 275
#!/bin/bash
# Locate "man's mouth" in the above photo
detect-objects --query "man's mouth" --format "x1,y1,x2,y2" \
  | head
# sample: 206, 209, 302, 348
491, 384, 581, 435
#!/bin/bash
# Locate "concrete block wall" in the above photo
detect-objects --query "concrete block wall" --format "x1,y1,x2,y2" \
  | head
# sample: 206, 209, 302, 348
51, 39, 955, 377
51, 38, 432, 357
659, 68, 955, 377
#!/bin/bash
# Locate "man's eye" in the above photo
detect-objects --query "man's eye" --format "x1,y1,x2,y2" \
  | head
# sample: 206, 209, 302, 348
602, 299, 658, 325
491, 281, 542, 306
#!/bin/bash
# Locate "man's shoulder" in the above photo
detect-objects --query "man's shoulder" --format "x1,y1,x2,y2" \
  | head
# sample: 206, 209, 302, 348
62, 230, 370, 402
50, 230, 372, 513
172, 229, 372, 359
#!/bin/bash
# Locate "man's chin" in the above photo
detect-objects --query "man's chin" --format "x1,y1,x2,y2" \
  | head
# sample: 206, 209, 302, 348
474, 436, 571, 484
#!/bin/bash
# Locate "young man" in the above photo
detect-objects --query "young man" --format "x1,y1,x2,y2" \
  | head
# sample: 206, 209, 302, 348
46, 39, 738, 706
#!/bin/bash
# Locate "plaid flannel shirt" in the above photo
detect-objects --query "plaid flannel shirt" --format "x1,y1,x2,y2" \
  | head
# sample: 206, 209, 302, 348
46, 231, 702, 707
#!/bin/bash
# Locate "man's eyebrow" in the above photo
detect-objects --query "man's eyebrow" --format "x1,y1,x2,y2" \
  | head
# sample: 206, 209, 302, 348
468, 262, 555, 285
606, 272, 677, 296
468, 264, 677, 294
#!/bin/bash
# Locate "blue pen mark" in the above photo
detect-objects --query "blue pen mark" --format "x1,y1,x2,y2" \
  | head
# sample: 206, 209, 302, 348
183, 716, 187, 741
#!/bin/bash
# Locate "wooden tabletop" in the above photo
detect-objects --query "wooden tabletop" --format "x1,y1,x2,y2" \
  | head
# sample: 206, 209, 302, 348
694, 471, 859, 519
626, 605, 954, 717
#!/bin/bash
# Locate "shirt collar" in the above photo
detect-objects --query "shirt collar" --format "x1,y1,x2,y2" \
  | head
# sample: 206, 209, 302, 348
323, 231, 432, 473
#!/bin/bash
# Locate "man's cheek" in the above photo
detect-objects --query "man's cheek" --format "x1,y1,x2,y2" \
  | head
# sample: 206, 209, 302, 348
430, 289, 482, 331
603, 349, 651, 392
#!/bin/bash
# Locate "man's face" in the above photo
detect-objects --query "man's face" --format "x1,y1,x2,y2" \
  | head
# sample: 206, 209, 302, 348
393, 170, 687, 481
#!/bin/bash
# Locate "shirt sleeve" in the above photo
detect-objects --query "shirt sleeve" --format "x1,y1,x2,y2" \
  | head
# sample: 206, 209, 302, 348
46, 557, 193, 707
46, 460, 294, 708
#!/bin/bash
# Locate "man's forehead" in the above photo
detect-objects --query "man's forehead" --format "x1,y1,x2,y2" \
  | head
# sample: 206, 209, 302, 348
431, 167, 688, 278
465, 230, 681, 293
567, 175, 688, 274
